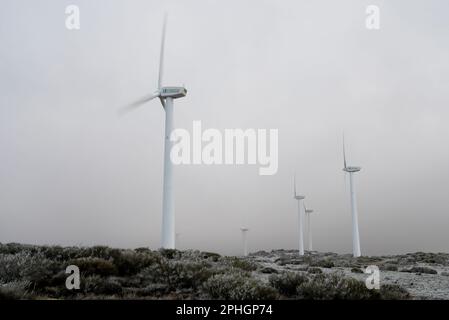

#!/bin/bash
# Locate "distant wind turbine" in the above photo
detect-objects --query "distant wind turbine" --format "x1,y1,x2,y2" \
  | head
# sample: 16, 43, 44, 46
121, 15, 187, 249
293, 175, 305, 256
304, 205, 314, 252
343, 135, 362, 257
240, 227, 249, 257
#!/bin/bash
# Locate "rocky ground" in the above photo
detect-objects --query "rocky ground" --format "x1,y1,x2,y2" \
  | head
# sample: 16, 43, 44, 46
249, 250, 449, 300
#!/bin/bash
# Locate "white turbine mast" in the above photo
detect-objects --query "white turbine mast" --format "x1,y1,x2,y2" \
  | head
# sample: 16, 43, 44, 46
342, 135, 362, 257
293, 175, 305, 256
240, 227, 249, 257
121, 14, 187, 249
303, 204, 314, 252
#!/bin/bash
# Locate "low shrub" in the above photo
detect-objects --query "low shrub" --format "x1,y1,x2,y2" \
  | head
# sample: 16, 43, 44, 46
351, 267, 364, 274
380, 264, 398, 272
296, 273, 410, 300
310, 259, 334, 268
0, 251, 61, 289
69, 257, 117, 277
111, 250, 157, 276
400, 266, 437, 275
83, 275, 123, 296
379, 284, 410, 300
259, 267, 279, 274
297, 274, 375, 300
269, 272, 308, 297
354, 256, 383, 264
201, 252, 221, 262
0, 281, 32, 300
224, 257, 257, 272
203, 273, 278, 300
307, 267, 323, 274
140, 258, 215, 291
411, 252, 449, 265
159, 249, 180, 260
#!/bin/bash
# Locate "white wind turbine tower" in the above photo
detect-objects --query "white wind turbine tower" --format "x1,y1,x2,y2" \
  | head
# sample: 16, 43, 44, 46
293, 175, 305, 256
121, 15, 187, 249
343, 136, 362, 257
240, 227, 249, 257
304, 205, 314, 252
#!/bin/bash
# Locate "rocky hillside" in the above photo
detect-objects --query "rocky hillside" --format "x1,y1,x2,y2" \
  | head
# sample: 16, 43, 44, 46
1, 243, 446, 300
249, 250, 449, 299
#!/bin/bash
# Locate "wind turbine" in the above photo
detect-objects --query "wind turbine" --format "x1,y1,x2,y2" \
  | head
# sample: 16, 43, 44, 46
240, 227, 249, 257
122, 15, 187, 249
293, 175, 305, 256
343, 136, 362, 257
304, 205, 314, 252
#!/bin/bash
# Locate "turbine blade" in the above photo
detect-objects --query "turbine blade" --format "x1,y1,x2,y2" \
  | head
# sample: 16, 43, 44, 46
118, 92, 159, 115
343, 135, 346, 168
159, 96, 166, 108
158, 14, 167, 89
293, 174, 297, 197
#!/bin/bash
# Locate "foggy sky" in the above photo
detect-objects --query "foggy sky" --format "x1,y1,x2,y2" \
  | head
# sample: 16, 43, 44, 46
1, 0, 449, 256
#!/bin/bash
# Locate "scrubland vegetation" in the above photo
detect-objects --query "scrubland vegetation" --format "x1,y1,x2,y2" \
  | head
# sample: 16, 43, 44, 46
0, 243, 431, 300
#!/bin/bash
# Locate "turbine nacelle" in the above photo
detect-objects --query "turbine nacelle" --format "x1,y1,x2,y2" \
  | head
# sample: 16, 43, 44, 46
160, 86, 187, 99
343, 166, 361, 173
294, 195, 305, 200
305, 209, 314, 214
342, 135, 361, 173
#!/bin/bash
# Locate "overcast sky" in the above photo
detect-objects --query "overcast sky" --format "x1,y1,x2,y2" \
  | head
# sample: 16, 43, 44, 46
1, 0, 448, 256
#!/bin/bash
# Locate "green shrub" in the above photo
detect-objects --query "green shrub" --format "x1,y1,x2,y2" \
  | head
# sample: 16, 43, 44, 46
0, 253, 29, 282
135, 247, 152, 254
203, 273, 278, 300
379, 284, 410, 300
354, 256, 383, 264
224, 257, 257, 271
159, 249, 180, 260
0, 251, 61, 288
201, 252, 221, 262
307, 267, 323, 274
69, 257, 117, 277
269, 272, 308, 297
310, 259, 334, 268
411, 252, 448, 265
380, 264, 398, 272
111, 250, 157, 276
297, 274, 374, 300
140, 257, 215, 291
83, 275, 123, 296
171, 260, 215, 290
400, 266, 437, 274
0, 281, 32, 300
127, 283, 169, 298
296, 273, 409, 300
259, 267, 279, 274
0, 243, 34, 255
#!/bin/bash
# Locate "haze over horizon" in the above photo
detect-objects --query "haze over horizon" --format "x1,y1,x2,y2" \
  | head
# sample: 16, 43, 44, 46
1, 0, 449, 256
